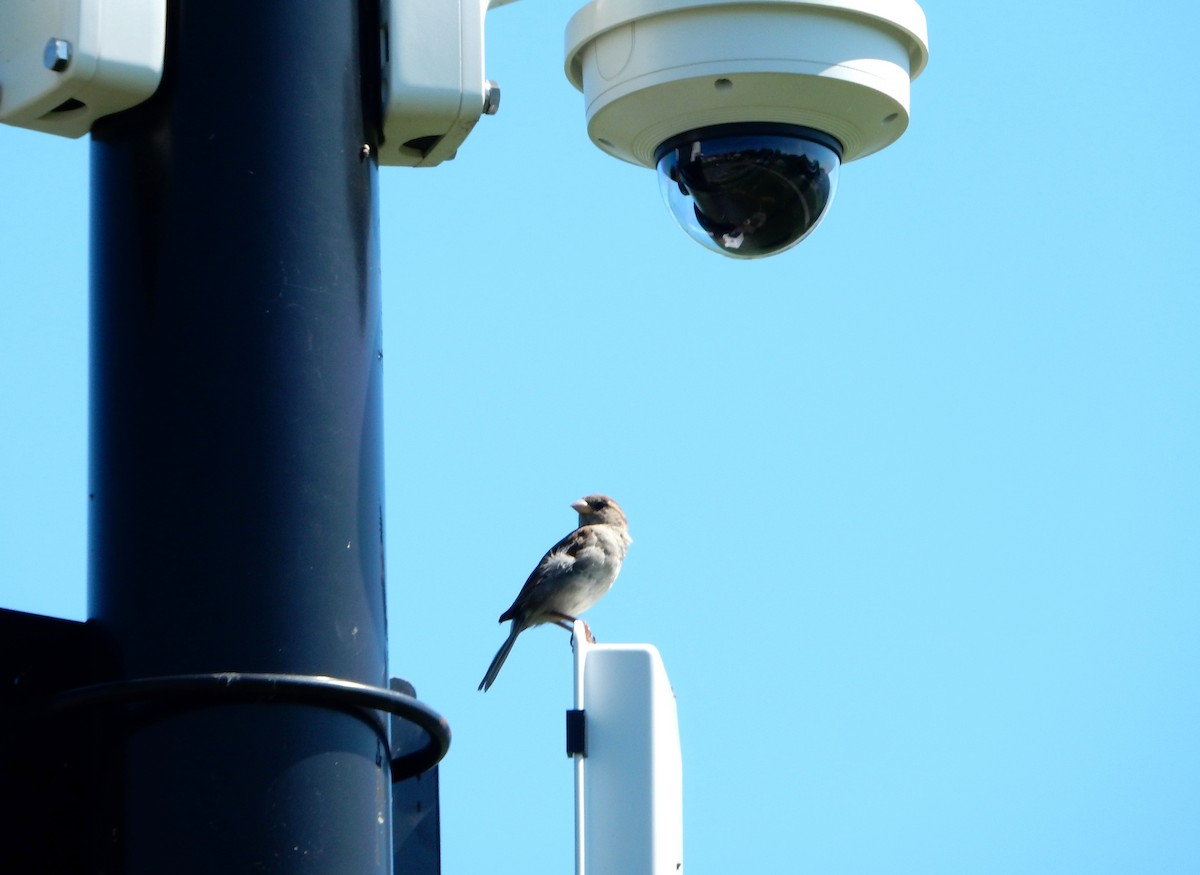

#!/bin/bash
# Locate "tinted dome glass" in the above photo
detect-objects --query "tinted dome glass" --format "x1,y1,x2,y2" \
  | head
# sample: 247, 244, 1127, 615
656, 125, 841, 258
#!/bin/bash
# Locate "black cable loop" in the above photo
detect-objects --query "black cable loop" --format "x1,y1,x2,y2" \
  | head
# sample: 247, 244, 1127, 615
44, 672, 450, 781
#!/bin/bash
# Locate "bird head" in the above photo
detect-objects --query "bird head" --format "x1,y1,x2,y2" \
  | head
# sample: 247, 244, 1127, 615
571, 494, 627, 529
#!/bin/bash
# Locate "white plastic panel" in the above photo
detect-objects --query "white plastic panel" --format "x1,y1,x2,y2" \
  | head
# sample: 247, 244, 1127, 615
0, 0, 165, 137
573, 626, 684, 875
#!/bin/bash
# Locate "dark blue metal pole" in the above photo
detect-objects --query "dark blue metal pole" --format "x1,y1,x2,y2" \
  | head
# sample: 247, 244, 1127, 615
88, 1, 390, 870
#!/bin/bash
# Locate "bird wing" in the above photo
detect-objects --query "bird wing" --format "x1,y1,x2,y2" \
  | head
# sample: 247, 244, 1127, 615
498, 526, 600, 623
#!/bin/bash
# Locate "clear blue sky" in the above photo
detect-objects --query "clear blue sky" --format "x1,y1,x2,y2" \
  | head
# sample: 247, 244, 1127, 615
2, 1, 1197, 872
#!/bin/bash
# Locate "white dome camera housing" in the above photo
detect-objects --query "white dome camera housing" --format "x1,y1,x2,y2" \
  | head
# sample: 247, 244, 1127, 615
564, 0, 929, 258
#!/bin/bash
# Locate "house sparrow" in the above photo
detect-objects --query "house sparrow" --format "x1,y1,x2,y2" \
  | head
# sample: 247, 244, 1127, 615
478, 494, 631, 692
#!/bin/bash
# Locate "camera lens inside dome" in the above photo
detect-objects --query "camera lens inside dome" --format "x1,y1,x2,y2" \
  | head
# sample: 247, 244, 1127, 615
655, 124, 842, 258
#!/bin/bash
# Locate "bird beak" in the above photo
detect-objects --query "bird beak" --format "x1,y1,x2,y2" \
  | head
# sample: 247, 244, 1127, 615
571, 498, 591, 515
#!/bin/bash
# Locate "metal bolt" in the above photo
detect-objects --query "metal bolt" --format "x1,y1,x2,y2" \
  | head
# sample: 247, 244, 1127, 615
44, 38, 72, 73
483, 80, 501, 116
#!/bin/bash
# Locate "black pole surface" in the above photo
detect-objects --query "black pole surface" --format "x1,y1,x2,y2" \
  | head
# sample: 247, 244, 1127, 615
89, 1, 389, 871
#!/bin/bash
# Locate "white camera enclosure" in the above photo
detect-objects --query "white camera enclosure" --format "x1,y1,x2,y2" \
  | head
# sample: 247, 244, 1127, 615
380, 0, 490, 167
0, 0, 165, 138
564, 0, 929, 168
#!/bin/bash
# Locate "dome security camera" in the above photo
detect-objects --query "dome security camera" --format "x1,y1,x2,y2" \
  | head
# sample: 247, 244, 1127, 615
564, 0, 929, 258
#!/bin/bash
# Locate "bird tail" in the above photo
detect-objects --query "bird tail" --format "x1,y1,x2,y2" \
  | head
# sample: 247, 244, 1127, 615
479, 625, 521, 692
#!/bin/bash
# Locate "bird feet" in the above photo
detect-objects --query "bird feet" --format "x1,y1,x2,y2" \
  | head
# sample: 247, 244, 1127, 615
554, 613, 596, 644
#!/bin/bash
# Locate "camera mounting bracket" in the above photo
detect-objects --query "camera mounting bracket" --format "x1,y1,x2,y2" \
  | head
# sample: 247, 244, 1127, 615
379, 0, 499, 167
0, 0, 165, 137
